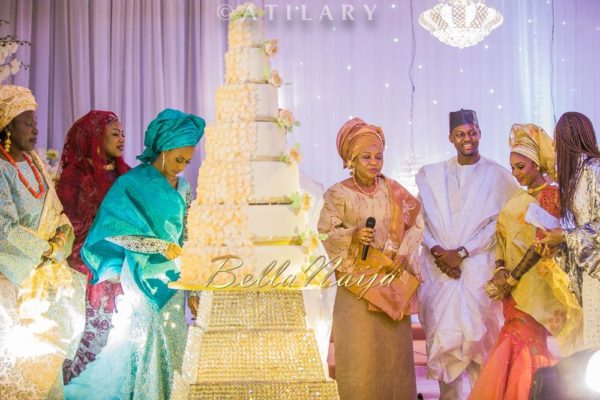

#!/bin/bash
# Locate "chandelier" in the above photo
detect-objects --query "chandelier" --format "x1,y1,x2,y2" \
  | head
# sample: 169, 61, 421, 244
419, 0, 503, 49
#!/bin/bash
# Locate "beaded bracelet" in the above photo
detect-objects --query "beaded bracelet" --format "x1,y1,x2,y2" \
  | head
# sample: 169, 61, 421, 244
506, 274, 519, 287
45, 241, 59, 259
494, 266, 507, 274
52, 231, 67, 248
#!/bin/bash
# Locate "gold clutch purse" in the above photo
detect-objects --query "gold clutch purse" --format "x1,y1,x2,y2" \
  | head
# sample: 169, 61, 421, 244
344, 246, 420, 321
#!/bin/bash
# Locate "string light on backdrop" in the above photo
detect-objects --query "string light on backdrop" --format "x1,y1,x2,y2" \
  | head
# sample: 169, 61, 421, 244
393, 0, 422, 195
419, 0, 503, 49
394, 151, 423, 195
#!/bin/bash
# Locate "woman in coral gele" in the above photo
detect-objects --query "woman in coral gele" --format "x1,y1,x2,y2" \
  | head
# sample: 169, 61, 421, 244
318, 117, 423, 400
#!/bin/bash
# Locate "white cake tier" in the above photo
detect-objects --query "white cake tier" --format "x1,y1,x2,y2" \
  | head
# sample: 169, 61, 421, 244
195, 158, 298, 205
179, 244, 319, 288
216, 84, 278, 121
205, 121, 285, 159
228, 14, 263, 48
247, 204, 306, 239
225, 47, 270, 84
254, 245, 308, 276
180, 243, 256, 287
250, 161, 300, 201
254, 121, 286, 158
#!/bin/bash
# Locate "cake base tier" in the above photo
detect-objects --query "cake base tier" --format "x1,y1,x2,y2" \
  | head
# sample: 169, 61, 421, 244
171, 291, 339, 400
191, 329, 325, 382
172, 379, 339, 400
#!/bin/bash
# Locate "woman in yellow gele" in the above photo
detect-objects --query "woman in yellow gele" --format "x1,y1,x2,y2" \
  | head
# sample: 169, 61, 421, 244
0, 84, 86, 398
318, 117, 423, 400
470, 124, 582, 400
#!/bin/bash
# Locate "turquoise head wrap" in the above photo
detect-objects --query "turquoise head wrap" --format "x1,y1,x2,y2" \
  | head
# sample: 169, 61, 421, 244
137, 108, 205, 163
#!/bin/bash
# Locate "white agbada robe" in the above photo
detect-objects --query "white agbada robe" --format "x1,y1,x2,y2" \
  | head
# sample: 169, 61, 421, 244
416, 156, 519, 384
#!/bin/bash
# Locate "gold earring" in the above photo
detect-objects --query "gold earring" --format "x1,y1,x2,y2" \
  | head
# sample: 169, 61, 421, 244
4, 128, 12, 152
346, 158, 354, 171
350, 165, 357, 176
161, 153, 166, 172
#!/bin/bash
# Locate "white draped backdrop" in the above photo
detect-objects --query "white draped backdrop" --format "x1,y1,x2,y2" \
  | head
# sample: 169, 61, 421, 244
1, 0, 599, 190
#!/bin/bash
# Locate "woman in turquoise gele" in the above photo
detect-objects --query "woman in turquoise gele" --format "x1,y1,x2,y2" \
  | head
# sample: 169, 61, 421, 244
65, 108, 205, 400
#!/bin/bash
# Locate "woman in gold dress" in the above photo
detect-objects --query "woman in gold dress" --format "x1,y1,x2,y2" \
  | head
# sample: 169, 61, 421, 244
470, 124, 582, 400
318, 117, 423, 400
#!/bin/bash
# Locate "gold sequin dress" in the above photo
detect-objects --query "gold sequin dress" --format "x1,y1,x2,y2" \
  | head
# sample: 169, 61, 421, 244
564, 157, 600, 349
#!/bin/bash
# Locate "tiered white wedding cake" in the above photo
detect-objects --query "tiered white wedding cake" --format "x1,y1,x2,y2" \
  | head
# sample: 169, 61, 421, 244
178, 2, 326, 289
170, 3, 338, 399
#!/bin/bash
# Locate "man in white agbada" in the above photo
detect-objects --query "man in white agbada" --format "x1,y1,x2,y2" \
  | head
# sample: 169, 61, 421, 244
416, 109, 519, 399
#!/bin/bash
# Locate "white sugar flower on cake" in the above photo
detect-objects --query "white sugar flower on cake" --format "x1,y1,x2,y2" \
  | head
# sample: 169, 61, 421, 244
279, 143, 302, 165
260, 39, 278, 56
300, 230, 328, 254
266, 69, 282, 87
290, 192, 313, 214
267, 69, 283, 87
276, 109, 300, 132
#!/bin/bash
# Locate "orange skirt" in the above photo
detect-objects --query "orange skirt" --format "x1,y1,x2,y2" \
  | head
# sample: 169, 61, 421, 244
469, 296, 556, 400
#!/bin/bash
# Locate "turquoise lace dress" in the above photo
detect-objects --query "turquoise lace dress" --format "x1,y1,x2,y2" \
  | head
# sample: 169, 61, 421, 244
64, 164, 191, 400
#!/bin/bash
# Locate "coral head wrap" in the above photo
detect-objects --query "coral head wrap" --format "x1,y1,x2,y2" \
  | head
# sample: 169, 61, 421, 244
336, 117, 385, 168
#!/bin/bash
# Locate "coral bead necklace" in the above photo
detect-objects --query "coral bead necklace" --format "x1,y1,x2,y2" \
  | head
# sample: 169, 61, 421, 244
0, 145, 46, 199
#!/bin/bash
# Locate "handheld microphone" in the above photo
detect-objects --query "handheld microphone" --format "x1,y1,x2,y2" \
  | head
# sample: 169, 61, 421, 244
361, 217, 376, 260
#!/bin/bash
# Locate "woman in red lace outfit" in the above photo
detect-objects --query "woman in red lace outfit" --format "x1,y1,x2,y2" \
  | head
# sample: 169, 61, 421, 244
56, 110, 130, 383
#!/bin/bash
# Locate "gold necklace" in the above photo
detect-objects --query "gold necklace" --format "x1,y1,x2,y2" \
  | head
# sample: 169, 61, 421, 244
103, 161, 115, 171
352, 174, 378, 196
527, 182, 548, 194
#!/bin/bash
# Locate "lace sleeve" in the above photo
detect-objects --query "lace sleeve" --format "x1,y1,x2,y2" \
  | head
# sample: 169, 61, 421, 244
106, 236, 170, 256
318, 186, 355, 259
565, 161, 600, 281
0, 170, 49, 285
565, 223, 600, 281
183, 182, 192, 243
